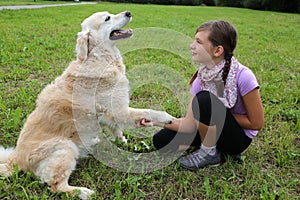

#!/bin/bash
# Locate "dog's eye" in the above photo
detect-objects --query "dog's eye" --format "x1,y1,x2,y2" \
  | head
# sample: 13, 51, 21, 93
105, 16, 111, 22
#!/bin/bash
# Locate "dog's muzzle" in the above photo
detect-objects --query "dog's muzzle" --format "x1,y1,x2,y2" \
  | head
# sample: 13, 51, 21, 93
109, 11, 133, 40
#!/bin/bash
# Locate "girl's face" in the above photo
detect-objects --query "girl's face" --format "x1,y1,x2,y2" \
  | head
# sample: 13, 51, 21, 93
190, 30, 217, 68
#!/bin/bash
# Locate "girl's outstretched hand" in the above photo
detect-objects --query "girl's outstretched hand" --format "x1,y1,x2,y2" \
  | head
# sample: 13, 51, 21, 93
136, 119, 165, 127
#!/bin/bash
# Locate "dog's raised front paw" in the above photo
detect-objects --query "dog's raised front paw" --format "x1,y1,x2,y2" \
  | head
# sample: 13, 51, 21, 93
162, 112, 176, 124
149, 110, 175, 124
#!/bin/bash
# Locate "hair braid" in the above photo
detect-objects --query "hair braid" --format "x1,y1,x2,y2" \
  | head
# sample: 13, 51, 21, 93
222, 52, 233, 85
189, 70, 198, 85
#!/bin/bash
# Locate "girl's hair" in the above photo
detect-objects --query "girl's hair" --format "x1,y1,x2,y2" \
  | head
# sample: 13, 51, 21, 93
189, 20, 237, 85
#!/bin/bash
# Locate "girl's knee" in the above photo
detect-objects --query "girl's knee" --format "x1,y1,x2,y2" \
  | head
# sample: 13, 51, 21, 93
192, 91, 211, 110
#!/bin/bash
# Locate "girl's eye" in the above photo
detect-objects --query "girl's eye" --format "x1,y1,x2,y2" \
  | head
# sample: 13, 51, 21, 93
105, 16, 111, 22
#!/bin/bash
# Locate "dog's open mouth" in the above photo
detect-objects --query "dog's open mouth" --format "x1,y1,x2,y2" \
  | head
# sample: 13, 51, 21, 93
109, 28, 133, 40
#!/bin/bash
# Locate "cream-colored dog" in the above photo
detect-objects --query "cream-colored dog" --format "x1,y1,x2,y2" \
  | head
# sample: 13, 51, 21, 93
0, 11, 174, 199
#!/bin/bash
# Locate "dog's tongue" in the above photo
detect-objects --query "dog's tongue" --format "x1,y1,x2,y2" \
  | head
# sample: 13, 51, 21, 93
119, 28, 132, 34
112, 28, 132, 36
110, 28, 133, 40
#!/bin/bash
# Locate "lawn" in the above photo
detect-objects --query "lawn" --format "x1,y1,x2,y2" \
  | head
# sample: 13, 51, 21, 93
0, 1, 299, 199
0, 0, 72, 6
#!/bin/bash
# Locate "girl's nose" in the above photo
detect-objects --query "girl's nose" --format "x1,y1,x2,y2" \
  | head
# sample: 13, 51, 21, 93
190, 41, 196, 49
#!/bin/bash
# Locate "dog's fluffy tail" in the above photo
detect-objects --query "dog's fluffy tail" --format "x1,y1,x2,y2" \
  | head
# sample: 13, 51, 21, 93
0, 146, 14, 164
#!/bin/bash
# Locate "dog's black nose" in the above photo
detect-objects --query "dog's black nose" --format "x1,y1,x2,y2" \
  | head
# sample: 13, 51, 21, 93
125, 11, 131, 18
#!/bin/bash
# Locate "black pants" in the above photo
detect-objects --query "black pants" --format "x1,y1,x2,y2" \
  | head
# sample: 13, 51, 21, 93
153, 91, 252, 155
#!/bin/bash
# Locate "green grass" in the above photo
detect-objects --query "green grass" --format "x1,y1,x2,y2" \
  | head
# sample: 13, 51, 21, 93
0, 1, 299, 199
0, 0, 73, 6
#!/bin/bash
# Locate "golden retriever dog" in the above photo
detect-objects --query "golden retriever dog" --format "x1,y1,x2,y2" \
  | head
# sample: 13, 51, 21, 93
0, 11, 174, 199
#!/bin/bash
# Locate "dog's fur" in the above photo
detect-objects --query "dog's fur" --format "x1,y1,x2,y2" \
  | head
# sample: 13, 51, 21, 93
0, 11, 174, 199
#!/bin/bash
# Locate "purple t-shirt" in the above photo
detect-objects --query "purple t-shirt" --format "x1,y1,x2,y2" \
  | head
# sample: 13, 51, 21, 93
191, 63, 259, 138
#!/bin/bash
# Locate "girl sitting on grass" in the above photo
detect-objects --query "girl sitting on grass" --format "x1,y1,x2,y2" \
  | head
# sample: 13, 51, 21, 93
138, 20, 264, 171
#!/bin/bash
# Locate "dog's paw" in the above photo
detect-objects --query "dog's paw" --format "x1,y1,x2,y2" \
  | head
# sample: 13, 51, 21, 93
93, 136, 100, 143
162, 112, 176, 124
110, 135, 128, 144
91, 136, 100, 148
0, 164, 12, 177
149, 110, 175, 124
117, 135, 128, 144
77, 187, 95, 200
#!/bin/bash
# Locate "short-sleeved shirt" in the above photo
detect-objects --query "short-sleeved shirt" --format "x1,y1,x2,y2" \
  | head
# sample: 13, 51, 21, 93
191, 63, 259, 138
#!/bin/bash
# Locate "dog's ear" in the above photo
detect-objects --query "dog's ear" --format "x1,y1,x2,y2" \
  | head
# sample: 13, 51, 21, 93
76, 30, 90, 62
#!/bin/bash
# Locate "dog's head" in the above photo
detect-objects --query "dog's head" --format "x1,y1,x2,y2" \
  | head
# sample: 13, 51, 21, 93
76, 11, 133, 62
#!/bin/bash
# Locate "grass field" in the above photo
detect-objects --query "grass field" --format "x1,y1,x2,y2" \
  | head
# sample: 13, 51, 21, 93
0, 1, 299, 199
0, 0, 72, 6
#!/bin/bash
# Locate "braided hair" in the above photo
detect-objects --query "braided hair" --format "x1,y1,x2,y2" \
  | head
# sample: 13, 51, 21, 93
222, 52, 233, 85
190, 20, 237, 85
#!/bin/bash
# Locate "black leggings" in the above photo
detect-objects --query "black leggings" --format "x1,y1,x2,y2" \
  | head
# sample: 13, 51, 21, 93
153, 91, 252, 155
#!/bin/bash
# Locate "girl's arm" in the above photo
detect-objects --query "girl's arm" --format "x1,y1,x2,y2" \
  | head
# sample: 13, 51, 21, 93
232, 88, 264, 130
164, 96, 197, 133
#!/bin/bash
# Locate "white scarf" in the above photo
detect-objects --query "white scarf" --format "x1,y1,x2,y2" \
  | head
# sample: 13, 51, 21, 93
198, 57, 238, 108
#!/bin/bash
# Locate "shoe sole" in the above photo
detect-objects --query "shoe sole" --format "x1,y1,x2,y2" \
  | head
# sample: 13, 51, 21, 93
180, 162, 221, 171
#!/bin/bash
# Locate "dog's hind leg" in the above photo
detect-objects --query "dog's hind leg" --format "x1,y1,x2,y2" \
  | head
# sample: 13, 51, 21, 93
56, 180, 95, 200
33, 140, 94, 200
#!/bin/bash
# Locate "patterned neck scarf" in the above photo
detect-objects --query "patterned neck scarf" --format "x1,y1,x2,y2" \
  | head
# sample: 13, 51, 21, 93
197, 56, 238, 108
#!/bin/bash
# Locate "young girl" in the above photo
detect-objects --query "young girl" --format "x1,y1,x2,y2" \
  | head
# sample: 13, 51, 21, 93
138, 20, 264, 171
